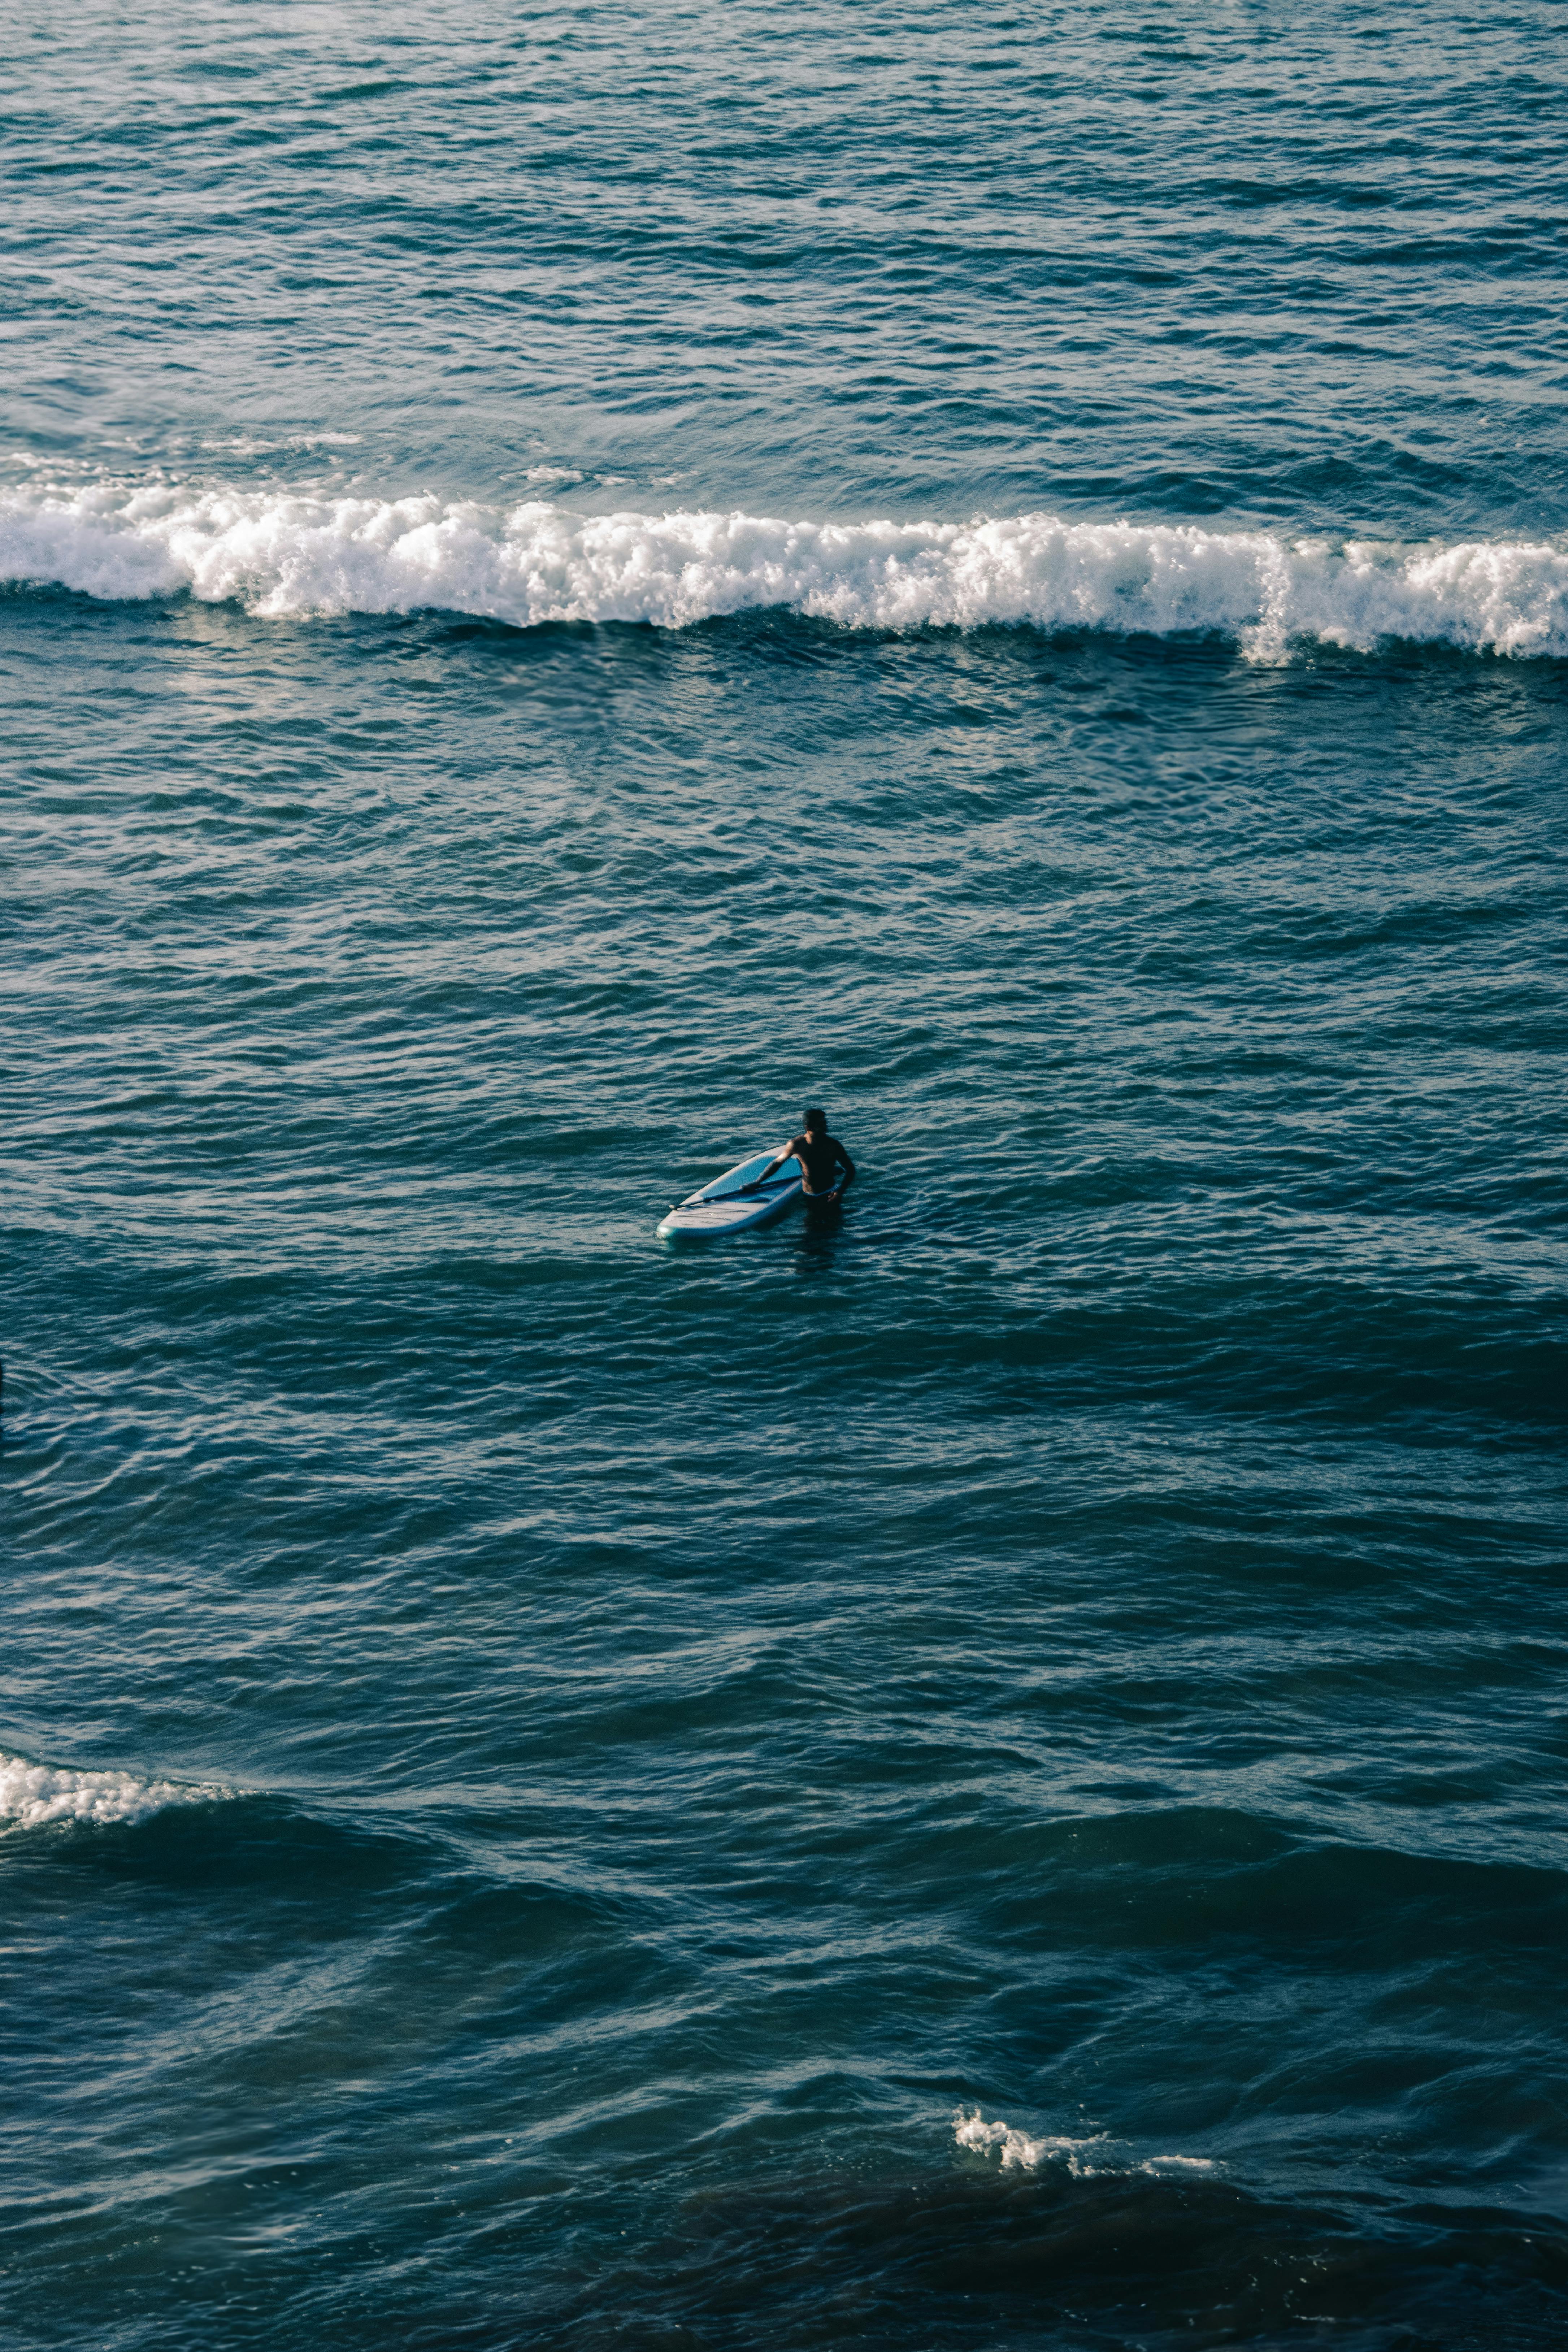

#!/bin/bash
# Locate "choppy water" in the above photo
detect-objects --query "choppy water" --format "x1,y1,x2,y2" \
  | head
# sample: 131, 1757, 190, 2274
4, 6, 1567, 2349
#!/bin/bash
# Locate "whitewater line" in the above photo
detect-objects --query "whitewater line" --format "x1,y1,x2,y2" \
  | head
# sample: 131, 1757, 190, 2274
2, 480, 1566, 658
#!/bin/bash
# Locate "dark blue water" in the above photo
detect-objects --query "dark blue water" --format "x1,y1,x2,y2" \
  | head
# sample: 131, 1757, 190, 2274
4, 7, 1568, 2348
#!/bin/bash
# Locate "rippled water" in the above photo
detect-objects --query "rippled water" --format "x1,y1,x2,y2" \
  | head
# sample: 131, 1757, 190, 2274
4, 5, 1567, 2349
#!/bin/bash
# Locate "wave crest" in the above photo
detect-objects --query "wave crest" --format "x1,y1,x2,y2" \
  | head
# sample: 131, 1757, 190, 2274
954, 2108, 1219, 2179
953, 2107, 1109, 2173
0, 1748, 228, 1829
2, 479, 1566, 657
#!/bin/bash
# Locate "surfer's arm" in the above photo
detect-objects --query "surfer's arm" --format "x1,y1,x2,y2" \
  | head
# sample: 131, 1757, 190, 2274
834, 1141, 857, 1185
754, 1138, 802, 1185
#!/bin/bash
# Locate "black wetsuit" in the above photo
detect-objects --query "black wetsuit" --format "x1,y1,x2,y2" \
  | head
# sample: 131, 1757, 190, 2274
791, 1131, 855, 1195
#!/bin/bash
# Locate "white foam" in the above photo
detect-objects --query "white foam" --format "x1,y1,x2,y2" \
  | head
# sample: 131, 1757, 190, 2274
954, 2109, 1219, 2179
953, 2107, 1109, 2174
1, 477, 1565, 658
0, 1748, 227, 1829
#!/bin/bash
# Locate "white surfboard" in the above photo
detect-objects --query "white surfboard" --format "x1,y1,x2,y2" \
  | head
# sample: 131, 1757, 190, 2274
656, 1146, 807, 1240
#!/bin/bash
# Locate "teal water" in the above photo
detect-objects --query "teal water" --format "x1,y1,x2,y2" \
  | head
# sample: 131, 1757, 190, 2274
4, 7, 1568, 2349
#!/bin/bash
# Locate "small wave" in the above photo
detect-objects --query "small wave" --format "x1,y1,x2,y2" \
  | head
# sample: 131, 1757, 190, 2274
953, 2107, 1111, 2174
954, 2109, 1218, 2179
0, 1748, 229, 1829
1, 478, 1565, 658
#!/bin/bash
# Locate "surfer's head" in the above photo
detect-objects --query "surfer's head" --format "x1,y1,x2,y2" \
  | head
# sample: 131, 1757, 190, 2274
805, 1106, 827, 1133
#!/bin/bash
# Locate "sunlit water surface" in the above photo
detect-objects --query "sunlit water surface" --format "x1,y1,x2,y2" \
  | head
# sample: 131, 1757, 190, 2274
4, 5, 1568, 2348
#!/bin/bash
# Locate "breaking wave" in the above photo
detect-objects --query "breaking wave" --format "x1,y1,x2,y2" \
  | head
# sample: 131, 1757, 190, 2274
954, 2108, 1107, 2172
954, 2109, 1219, 2178
0, 1748, 229, 1829
3, 478, 1567, 658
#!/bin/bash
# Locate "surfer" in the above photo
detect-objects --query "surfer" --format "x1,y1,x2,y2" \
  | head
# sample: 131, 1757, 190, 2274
757, 1109, 856, 1199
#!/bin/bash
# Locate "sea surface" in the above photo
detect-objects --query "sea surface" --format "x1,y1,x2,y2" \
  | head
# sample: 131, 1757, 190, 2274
4, 5, 1567, 2348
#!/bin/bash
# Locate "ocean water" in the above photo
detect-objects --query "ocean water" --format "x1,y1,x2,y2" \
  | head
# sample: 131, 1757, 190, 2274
4, 5, 1567, 2348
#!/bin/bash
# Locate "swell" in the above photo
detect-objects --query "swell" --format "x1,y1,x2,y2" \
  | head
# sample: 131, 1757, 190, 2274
2, 478, 1567, 658
560, 2164, 1568, 2352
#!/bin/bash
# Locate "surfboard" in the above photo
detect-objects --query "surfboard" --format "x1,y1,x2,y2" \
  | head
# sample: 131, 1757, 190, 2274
656, 1147, 805, 1240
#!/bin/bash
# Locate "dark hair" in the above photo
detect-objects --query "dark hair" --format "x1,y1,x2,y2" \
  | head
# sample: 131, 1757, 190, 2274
805, 1106, 827, 1128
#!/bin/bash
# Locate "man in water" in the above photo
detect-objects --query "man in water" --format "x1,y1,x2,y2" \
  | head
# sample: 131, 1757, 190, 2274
757, 1108, 856, 1200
